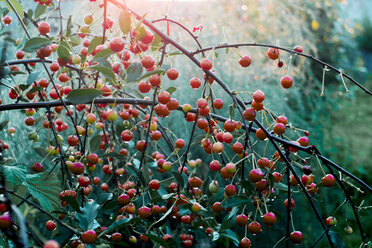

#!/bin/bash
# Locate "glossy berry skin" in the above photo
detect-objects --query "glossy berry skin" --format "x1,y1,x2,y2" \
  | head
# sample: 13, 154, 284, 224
280, 75, 293, 89
138, 206, 151, 218
289, 231, 304, 244
240, 237, 251, 248
248, 221, 262, 235
0, 214, 11, 229
253, 90, 265, 102
46, 220, 56, 231
2, 16, 12, 25
200, 58, 213, 71
284, 198, 295, 209
248, 169, 264, 183
267, 47, 279, 60
190, 77, 201, 89
38, 22, 50, 36
82, 230, 97, 244
43, 240, 60, 248
167, 68, 179, 80
111, 232, 123, 242
273, 123, 286, 135
149, 179, 160, 190
326, 216, 337, 227
321, 174, 335, 187
235, 214, 249, 226
70, 162, 84, 175
109, 37, 124, 53
239, 55, 252, 67
262, 212, 276, 227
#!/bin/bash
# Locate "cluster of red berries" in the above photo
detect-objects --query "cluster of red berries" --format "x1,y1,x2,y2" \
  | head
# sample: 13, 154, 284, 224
34, 0, 53, 6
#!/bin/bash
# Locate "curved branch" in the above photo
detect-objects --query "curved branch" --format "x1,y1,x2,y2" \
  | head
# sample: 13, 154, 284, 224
190, 43, 372, 96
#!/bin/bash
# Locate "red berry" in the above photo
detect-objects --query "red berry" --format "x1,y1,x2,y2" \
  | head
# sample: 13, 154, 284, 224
109, 37, 124, 53
200, 58, 213, 71
38, 22, 50, 36
239, 55, 252, 67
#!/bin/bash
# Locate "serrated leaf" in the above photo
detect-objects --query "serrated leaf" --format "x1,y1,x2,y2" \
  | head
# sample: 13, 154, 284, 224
21, 172, 61, 212
3, 165, 27, 186
89, 135, 101, 153
75, 201, 99, 230
119, 11, 132, 34
23, 37, 51, 53
64, 196, 82, 213
165, 86, 177, 95
34, 4, 46, 19
126, 62, 143, 82
66, 88, 103, 104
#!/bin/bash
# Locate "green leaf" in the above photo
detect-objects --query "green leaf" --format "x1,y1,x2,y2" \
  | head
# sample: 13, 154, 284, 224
66, 88, 103, 105
92, 48, 114, 63
3, 165, 27, 186
172, 171, 184, 188
165, 86, 177, 95
21, 172, 61, 212
135, 26, 147, 41
100, 152, 126, 160
151, 34, 163, 51
89, 65, 116, 82
64, 196, 82, 213
23, 37, 51, 53
119, 11, 132, 34
0, 120, 9, 130
87, 36, 105, 55
57, 42, 70, 62
98, 217, 136, 237
126, 62, 143, 82
75, 201, 100, 230
221, 195, 251, 208
220, 229, 239, 246
34, 4, 46, 19
330, 231, 346, 248
134, 69, 166, 83
5, 0, 23, 19
146, 233, 166, 246
66, 15, 73, 37
26, 70, 42, 85
89, 135, 101, 153
148, 201, 176, 230
27, 86, 43, 95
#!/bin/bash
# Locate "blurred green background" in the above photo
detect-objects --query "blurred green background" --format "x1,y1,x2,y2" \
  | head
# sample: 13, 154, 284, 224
0, 0, 371, 247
